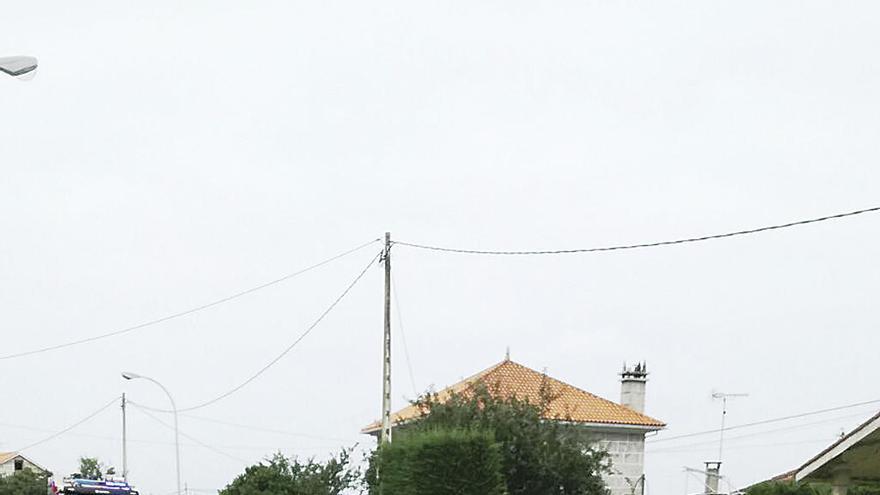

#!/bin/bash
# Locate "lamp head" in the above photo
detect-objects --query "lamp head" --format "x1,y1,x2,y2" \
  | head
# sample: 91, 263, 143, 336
0, 56, 38, 79
121, 372, 141, 381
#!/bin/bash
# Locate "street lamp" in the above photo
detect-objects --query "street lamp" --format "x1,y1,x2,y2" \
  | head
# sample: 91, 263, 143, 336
0, 56, 38, 79
122, 372, 181, 495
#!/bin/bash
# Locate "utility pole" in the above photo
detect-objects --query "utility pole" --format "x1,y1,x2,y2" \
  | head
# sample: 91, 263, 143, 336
121, 393, 128, 482
380, 232, 392, 444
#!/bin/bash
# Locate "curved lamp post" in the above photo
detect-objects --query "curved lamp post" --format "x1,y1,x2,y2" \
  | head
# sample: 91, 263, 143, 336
0, 56, 38, 79
122, 372, 181, 495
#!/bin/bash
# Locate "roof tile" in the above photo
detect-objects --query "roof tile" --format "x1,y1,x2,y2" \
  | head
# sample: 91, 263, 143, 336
363, 360, 665, 433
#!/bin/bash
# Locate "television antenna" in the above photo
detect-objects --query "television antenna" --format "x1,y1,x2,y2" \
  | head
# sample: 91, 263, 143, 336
712, 391, 749, 463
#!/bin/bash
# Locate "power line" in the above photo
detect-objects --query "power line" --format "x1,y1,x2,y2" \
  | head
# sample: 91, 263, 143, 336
0, 238, 380, 361
395, 206, 880, 255
14, 397, 119, 452
391, 273, 419, 397
648, 398, 880, 444
178, 414, 356, 442
2, 418, 352, 452
138, 251, 382, 413
646, 410, 871, 454
129, 404, 249, 464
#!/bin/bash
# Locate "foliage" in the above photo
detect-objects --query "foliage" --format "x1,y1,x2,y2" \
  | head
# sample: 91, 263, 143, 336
369, 383, 609, 495
373, 428, 505, 495
746, 482, 824, 495
0, 468, 49, 495
747, 482, 880, 495
78, 457, 103, 480
219, 450, 362, 495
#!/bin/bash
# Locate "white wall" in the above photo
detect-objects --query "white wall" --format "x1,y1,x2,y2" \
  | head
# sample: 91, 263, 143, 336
0, 457, 47, 478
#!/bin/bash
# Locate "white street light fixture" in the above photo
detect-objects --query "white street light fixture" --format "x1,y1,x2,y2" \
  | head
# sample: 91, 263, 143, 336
122, 372, 181, 495
0, 56, 38, 80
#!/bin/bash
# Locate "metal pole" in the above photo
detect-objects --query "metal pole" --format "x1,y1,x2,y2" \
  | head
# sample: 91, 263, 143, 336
718, 396, 726, 463
122, 394, 128, 482
380, 232, 392, 444
140, 377, 181, 495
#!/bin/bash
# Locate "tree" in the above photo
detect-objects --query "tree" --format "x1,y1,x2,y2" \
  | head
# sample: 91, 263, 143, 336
0, 468, 49, 495
369, 383, 610, 495
219, 450, 361, 495
78, 457, 103, 480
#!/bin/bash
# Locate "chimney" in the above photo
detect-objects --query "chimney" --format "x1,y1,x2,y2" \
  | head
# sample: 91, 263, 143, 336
704, 462, 721, 494
620, 362, 648, 413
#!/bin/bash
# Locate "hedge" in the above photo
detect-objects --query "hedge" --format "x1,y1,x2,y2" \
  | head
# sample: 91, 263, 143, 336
376, 428, 505, 495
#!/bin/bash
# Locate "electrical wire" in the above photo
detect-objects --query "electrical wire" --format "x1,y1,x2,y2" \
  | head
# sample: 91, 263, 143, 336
0, 238, 381, 361
14, 397, 119, 452
391, 273, 419, 397
178, 414, 356, 442
394, 206, 880, 255
129, 404, 249, 464
645, 410, 871, 454
138, 251, 382, 413
647, 398, 880, 444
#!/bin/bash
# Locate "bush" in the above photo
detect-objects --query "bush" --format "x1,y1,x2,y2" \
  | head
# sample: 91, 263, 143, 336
375, 428, 505, 495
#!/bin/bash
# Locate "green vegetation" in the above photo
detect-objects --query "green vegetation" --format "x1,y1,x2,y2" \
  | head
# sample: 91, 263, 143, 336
220, 383, 609, 494
78, 457, 103, 480
372, 428, 505, 495
0, 468, 49, 495
218, 450, 361, 495
369, 383, 610, 495
747, 481, 880, 495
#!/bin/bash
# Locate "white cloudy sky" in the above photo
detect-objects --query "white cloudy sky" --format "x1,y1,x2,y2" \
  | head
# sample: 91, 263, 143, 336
2, 1, 879, 494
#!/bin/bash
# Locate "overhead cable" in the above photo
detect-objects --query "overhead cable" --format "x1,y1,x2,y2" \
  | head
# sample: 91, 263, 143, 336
395, 206, 880, 255
646, 410, 871, 454
14, 396, 119, 452
138, 250, 382, 413
391, 274, 419, 397
179, 414, 355, 442
647, 398, 880, 444
129, 404, 249, 464
0, 238, 380, 361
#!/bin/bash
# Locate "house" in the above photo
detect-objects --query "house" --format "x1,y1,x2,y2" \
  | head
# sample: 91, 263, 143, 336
362, 358, 666, 495
0, 452, 50, 478
760, 410, 880, 495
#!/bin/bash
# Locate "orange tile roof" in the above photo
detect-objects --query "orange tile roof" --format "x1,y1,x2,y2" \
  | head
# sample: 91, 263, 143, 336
0, 452, 16, 464
363, 359, 665, 433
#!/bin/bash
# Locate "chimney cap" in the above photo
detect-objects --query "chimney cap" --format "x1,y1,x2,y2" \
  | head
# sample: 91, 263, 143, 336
620, 361, 649, 379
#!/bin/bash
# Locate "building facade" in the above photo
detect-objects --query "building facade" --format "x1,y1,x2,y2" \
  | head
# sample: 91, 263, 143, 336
362, 359, 665, 495
0, 452, 50, 478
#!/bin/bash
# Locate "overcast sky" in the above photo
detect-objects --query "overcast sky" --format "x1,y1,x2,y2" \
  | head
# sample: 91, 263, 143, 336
2, 1, 879, 494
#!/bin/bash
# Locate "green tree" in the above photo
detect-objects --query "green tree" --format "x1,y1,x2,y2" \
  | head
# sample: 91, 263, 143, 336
78, 457, 103, 480
219, 450, 361, 495
0, 468, 49, 495
370, 383, 610, 495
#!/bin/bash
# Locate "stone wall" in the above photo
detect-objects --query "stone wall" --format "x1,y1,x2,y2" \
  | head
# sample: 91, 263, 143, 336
589, 429, 646, 495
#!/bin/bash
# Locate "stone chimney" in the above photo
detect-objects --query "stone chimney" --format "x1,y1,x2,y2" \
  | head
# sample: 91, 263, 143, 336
704, 462, 721, 494
620, 362, 648, 413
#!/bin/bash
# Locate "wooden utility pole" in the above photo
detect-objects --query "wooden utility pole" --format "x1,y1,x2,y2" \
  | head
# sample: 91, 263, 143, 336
121, 393, 128, 481
381, 232, 392, 443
